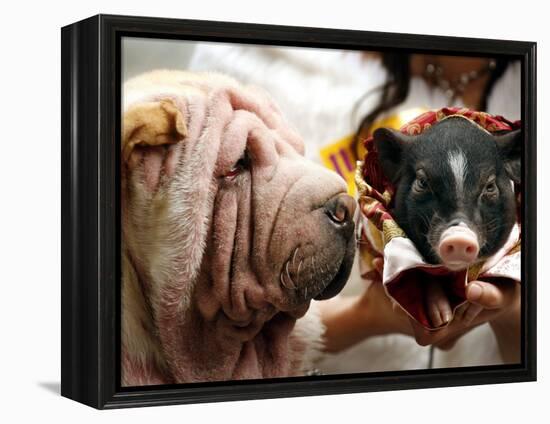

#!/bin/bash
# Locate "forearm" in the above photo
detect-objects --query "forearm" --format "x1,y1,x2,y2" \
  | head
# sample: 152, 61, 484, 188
317, 285, 410, 353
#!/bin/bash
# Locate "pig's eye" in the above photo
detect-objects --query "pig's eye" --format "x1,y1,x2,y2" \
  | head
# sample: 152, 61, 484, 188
483, 179, 498, 196
224, 150, 250, 180
485, 182, 496, 193
413, 172, 429, 193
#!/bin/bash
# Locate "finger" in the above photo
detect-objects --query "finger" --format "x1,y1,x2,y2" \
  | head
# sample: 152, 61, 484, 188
463, 303, 484, 325
428, 302, 443, 327
435, 328, 470, 351
391, 299, 402, 313
435, 338, 458, 351
453, 301, 470, 321
409, 317, 452, 346
409, 318, 434, 346
466, 280, 514, 309
372, 257, 384, 275
426, 284, 452, 327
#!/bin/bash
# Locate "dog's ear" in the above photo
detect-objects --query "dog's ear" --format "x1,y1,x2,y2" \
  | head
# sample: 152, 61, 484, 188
122, 98, 187, 163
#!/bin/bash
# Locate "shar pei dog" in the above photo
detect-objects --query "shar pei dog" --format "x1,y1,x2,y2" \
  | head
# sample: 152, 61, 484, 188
121, 70, 356, 385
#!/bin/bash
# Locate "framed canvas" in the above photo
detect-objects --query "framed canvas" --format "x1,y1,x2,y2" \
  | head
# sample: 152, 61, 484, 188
61, 14, 537, 409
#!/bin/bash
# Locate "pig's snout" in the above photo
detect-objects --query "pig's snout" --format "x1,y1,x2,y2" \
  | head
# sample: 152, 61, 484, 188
438, 224, 479, 270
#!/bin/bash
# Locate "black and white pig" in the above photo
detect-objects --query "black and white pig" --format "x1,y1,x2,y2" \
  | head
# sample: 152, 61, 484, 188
373, 116, 521, 327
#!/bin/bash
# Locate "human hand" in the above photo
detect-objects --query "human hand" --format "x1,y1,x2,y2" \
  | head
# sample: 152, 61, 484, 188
409, 278, 520, 350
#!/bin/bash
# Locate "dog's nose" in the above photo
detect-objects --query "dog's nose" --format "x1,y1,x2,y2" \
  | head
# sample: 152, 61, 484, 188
325, 193, 356, 226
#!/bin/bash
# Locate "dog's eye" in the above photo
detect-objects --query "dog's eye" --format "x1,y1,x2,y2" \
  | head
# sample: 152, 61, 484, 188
224, 150, 250, 180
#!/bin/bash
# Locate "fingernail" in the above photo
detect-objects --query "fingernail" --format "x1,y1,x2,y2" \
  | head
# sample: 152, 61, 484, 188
443, 311, 453, 324
468, 283, 482, 301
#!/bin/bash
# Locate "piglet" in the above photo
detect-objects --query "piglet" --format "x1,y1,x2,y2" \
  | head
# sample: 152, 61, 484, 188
373, 116, 521, 327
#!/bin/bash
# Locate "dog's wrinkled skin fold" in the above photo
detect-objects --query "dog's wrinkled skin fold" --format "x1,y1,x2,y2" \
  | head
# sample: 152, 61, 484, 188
121, 71, 356, 385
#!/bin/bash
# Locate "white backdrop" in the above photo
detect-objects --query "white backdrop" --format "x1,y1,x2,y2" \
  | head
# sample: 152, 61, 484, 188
1, 0, 546, 422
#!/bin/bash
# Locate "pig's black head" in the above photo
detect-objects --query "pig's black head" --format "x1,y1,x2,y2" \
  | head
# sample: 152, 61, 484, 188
374, 117, 521, 270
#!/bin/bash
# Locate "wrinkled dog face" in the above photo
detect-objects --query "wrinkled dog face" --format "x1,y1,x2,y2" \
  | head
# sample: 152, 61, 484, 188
227, 146, 354, 283
122, 72, 356, 359
197, 122, 357, 326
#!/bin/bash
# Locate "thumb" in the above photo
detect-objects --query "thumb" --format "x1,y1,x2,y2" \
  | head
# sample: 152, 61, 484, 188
465, 280, 512, 309
372, 257, 384, 275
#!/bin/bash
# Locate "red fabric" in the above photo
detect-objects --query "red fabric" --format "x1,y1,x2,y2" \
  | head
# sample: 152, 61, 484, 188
386, 267, 467, 329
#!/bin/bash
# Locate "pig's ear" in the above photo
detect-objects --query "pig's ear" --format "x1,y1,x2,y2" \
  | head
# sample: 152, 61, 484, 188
495, 129, 522, 183
373, 127, 413, 182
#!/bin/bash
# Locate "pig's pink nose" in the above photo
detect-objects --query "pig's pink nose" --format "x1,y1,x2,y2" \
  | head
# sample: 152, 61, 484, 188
438, 226, 479, 268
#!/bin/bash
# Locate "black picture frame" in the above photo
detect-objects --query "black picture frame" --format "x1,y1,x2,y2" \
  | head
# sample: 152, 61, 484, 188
61, 14, 537, 409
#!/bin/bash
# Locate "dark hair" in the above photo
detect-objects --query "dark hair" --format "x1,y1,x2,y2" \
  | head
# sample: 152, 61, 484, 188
479, 57, 510, 111
353, 53, 511, 160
